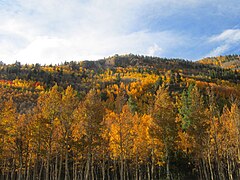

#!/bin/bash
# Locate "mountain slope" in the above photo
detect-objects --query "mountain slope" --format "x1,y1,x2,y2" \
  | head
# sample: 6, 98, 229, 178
0, 54, 240, 179
0, 54, 239, 113
198, 54, 240, 70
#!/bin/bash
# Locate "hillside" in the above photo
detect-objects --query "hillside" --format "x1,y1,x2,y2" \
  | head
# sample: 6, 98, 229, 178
0, 54, 238, 114
0, 54, 240, 179
198, 54, 240, 71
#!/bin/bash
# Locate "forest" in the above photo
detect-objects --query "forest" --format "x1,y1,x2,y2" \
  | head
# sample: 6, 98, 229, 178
0, 54, 240, 180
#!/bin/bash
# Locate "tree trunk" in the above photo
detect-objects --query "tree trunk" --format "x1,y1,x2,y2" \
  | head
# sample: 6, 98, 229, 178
55, 155, 58, 180
123, 159, 126, 180
73, 161, 77, 180
64, 146, 69, 180
102, 156, 105, 180
85, 153, 90, 180
58, 153, 63, 180
11, 159, 16, 180
158, 166, 161, 180
39, 160, 44, 180
135, 155, 138, 180
208, 151, 214, 180
26, 158, 31, 180
120, 156, 124, 180
201, 159, 208, 180
18, 154, 23, 180
227, 155, 233, 180
166, 148, 170, 180
147, 164, 150, 180
151, 148, 155, 180
107, 157, 110, 180
91, 154, 94, 180
113, 159, 117, 180
46, 152, 50, 180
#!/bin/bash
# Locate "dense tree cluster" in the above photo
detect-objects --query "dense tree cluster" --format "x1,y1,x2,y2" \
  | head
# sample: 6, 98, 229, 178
199, 54, 240, 71
0, 54, 239, 179
0, 83, 239, 179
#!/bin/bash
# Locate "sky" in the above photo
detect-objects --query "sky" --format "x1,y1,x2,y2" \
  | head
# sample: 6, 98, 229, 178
0, 0, 240, 64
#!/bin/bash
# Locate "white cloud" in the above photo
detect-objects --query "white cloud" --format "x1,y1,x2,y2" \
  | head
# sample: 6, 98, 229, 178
9, 30, 183, 65
147, 44, 163, 56
209, 29, 240, 43
1, 0, 239, 63
207, 29, 240, 57
207, 44, 229, 57
0, 0, 189, 64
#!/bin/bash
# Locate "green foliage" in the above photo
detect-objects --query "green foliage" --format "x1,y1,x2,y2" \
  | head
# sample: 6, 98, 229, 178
127, 96, 138, 114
